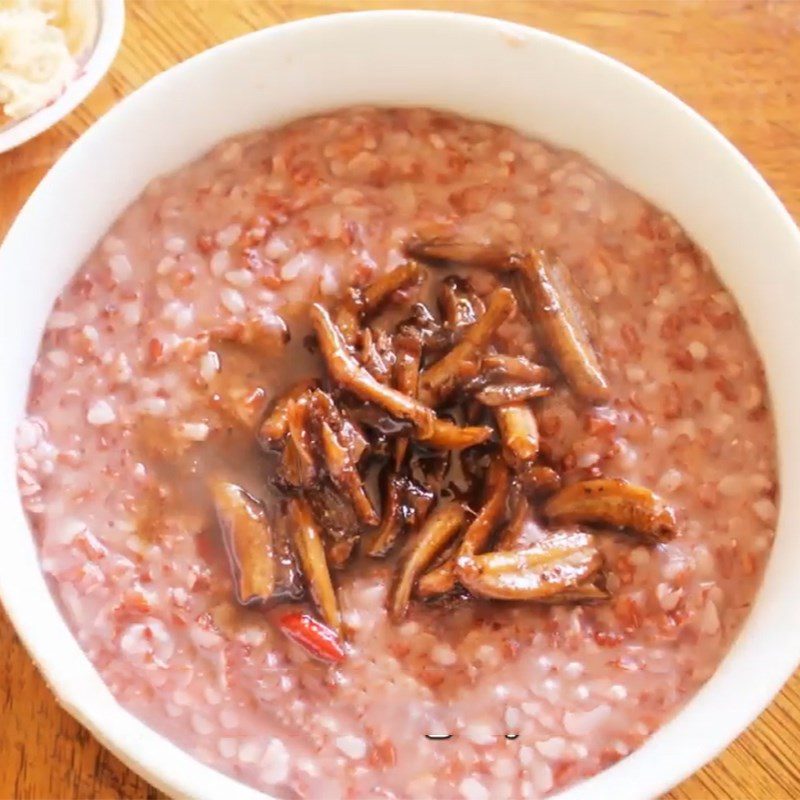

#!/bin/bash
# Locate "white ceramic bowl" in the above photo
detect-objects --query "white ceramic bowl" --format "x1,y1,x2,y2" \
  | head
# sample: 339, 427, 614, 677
0, 0, 125, 154
1, 11, 799, 800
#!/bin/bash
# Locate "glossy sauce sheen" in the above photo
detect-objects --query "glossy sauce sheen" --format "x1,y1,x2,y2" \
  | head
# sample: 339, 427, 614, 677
16, 108, 778, 799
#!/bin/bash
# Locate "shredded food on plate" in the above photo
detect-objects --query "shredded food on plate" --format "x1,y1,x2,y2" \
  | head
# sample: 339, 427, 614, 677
0, 0, 96, 122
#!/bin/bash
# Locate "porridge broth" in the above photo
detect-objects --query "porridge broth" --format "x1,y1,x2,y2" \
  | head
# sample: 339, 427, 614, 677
16, 107, 777, 799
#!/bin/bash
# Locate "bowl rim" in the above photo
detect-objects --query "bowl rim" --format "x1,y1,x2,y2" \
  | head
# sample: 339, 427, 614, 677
0, 0, 125, 154
1, 9, 799, 800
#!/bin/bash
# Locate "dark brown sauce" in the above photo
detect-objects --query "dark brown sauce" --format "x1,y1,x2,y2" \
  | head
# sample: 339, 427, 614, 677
132, 269, 527, 623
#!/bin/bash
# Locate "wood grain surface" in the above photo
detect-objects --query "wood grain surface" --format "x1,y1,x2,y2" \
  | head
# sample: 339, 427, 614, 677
2, 1, 799, 798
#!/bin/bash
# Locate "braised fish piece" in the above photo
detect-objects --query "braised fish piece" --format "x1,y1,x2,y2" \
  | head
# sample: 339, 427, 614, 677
417, 456, 510, 598
311, 303, 437, 438
289, 496, 342, 633
419, 286, 517, 406
211, 481, 276, 606
390, 502, 467, 620
475, 382, 551, 407
513, 251, 609, 404
544, 478, 677, 543
457, 531, 603, 601
406, 235, 516, 271
495, 404, 540, 466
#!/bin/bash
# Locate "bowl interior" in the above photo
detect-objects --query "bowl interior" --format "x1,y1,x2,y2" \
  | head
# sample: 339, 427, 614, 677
1, 11, 798, 800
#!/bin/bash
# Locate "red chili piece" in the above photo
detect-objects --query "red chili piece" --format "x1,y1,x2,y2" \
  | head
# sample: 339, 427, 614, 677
278, 612, 345, 664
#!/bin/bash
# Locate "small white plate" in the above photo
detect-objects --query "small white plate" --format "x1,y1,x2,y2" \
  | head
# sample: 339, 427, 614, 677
0, 0, 125, 154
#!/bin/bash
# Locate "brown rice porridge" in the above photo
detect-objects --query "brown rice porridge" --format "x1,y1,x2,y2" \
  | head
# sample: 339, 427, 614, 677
16, 107, 777, 799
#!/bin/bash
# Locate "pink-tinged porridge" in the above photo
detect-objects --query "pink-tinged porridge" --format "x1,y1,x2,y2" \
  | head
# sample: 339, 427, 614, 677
16, 107, 777, 799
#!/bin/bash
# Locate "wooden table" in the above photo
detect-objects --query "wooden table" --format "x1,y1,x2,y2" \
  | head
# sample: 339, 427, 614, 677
2, 1, 799, 797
